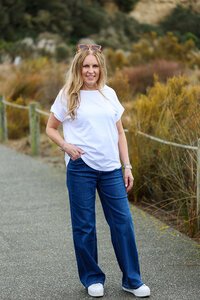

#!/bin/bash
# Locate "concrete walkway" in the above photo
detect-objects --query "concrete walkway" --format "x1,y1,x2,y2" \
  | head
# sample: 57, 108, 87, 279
0, 144, 199, 300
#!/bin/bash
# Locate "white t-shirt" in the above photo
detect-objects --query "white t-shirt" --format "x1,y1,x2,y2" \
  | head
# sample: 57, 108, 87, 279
50, 85, 124, 171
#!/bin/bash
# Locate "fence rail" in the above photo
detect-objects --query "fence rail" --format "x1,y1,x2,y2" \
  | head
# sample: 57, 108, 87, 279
137, 130, 198, 150
0, 95, 199, 229
3, 99, 29, 110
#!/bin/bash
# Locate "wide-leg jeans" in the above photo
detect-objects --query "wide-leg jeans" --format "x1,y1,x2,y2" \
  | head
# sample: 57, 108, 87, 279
66, 158, 143, 289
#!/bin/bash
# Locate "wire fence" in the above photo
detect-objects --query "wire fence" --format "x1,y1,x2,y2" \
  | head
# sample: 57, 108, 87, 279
0, 95, 199, 229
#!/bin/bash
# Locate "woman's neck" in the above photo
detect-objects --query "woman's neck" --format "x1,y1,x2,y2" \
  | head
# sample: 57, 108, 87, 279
81, 83, 98, 90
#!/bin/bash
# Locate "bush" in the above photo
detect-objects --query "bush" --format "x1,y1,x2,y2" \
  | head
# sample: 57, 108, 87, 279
92, 12, 143, 51
55, 44, 71, 62
69, 1, 108, 41
6, 97, 29, 139
123, 76, 200, 236
108, 68, 132, 102
105, 48, 128, 74
124, 60, 183, 94
2, 57, 66, 107
128, 32, 200, 67
114, 0, 139, 12
160, 5, 200, 47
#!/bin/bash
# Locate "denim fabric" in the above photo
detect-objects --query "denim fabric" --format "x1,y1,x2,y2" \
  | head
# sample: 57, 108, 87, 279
66, 158, 143, 289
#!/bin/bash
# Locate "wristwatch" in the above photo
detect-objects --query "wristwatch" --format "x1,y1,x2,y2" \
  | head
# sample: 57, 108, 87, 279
123, 163, 132, 169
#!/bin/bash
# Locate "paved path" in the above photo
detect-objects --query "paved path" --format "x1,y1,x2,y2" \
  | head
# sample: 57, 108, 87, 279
0, 144, 199, 300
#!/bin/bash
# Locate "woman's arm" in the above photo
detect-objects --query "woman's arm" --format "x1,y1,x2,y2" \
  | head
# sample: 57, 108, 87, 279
116, 119, 134, 192
46, 113, 84, 160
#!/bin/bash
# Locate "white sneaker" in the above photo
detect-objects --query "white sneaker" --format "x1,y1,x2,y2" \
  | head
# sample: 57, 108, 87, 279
122, 284, 150, 297
88, 283, 104, 297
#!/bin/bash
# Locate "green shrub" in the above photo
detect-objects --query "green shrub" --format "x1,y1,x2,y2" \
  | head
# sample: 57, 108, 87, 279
55, 44, 71, 62
92, 11, 144, 51
114, 0, 139, 12
160, 5, 200, 47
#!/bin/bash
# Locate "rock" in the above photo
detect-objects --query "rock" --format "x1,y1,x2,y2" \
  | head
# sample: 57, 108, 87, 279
130, 0, 200, 24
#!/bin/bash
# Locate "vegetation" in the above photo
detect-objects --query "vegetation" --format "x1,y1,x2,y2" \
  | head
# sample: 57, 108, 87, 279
160, 5, 200, 47
6, 97, 29, 139
1, 1, 200, 61
122, 76, 200, 237
0, 0, 121, 42
105, 32, 200, 74
1, 57, 66, 105
112, 0, 139, 13
0, 58, 66, 138
108, 59, 183, 100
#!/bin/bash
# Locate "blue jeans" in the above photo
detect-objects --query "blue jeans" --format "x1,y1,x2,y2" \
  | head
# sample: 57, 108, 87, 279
66, 158, 143, 289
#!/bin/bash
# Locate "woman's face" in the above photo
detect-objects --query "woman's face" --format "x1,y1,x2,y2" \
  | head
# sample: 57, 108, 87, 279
81, 54, 100, 90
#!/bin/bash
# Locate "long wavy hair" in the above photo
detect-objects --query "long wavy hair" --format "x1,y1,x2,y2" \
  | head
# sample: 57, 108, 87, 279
63, 50, 107, 119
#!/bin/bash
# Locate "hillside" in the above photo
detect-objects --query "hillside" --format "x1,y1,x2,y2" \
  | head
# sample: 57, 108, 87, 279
1, 0, 200, 61
130, 0, 200, 24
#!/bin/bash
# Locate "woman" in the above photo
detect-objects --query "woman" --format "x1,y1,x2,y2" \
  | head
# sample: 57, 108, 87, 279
46, 44, 150, 298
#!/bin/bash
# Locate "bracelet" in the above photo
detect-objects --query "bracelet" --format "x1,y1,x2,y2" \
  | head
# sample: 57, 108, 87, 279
123, 163, 132, 169
60, 141, 66, 151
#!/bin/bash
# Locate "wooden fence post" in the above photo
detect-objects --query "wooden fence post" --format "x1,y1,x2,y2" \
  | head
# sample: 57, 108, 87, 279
0, 95, 8, 142
197, 138, 200, 229
29, 102, 40, 155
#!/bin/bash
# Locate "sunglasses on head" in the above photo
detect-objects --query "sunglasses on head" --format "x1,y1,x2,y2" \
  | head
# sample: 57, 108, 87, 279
77, 44, 102, 52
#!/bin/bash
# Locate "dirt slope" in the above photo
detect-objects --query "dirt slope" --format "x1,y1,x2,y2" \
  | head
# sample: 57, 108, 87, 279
130, 0, 200, 24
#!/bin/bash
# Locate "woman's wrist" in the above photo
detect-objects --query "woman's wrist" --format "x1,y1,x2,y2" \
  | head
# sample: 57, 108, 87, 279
60, 141, 68, 152
123, 163, 132, 170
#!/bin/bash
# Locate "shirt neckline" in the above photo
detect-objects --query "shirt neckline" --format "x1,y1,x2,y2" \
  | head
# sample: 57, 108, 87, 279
80, 85, 106, 92
80, 89, 99, 92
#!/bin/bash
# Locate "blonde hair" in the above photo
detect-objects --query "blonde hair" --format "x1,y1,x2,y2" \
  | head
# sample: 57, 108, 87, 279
63, 50, 107, 119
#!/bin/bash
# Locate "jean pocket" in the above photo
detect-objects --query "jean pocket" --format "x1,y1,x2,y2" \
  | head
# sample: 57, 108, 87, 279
71, 157, 82, 162
68, 157, 86, 171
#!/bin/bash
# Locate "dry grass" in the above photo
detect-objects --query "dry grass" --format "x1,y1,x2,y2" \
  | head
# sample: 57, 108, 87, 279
0, 58, 67, 107
122, 75, 200, 237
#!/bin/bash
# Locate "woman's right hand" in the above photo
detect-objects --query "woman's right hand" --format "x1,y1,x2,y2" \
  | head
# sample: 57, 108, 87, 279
62, 142, 85, 160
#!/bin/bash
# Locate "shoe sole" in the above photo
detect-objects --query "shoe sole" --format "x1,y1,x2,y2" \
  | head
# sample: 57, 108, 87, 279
88, 292, 104, 298
122, 286, 150, 298
88, 289, 104, 297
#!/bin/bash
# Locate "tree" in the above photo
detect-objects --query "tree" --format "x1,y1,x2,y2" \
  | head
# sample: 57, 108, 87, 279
115, 0, 139, 12
0, 0, 26, 40
67, 0, 108, 41
160, 5, 200, 46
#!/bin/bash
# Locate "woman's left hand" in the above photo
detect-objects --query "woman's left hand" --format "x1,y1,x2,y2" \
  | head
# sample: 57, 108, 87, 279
124, 169, 134, 192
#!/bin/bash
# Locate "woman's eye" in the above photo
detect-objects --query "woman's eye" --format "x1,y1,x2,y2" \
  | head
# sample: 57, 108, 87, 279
83, 65, 99, 68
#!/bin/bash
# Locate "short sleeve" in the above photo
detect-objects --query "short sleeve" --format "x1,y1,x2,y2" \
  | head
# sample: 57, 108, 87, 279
108, 88, 124, 122
50, 89, 68, 122
114, 91, 124, 121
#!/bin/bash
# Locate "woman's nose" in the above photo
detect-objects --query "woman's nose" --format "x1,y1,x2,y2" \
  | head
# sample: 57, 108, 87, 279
88, 66, 94, 72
